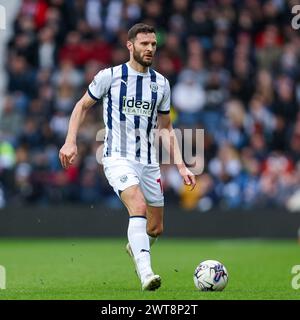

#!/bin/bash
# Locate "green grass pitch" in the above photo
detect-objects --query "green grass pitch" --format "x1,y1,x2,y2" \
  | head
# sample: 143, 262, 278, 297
0, 238, 299, 300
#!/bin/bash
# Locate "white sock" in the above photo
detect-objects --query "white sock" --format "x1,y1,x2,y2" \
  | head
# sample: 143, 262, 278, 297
148, 235, 157, 247
135, 252, 153, 280
127, 216, 153, 279
127, 216, 150, 256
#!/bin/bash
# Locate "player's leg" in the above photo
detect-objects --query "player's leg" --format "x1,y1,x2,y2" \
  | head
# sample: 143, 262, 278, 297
119, 184, 146, 216
146, 205, 164, 247
131, 164, 164, 289
139, 164, 164, 247
121, 185, 161, 290
126, 204, 163, 251
102, 158, 160, 290
121, 184, 149, 261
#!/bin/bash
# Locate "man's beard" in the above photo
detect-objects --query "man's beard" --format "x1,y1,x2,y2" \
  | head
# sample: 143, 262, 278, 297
133, 47, 152, 67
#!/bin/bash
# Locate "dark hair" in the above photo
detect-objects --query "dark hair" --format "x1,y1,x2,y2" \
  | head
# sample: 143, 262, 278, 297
127, 23, 156, 41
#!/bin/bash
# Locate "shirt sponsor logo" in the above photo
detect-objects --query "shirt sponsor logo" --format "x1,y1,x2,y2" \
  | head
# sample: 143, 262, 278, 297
122, 96, 155, 117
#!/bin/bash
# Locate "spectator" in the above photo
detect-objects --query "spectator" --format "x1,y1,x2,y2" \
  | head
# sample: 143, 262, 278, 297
172, 70, 206, 127
38, 26, 57, 68
7, 55, 37, 98
0, 96, 23, 144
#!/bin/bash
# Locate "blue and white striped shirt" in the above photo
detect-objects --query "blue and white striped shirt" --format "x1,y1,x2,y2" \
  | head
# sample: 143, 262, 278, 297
88, 62, 170, 164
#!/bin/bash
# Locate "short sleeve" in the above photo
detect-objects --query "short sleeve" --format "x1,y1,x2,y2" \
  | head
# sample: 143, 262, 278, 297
88, 68, 112, 101
157, 78, 170, 114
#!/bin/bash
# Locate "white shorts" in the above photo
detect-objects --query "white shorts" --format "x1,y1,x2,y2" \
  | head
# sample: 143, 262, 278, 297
102, 157, 164, 207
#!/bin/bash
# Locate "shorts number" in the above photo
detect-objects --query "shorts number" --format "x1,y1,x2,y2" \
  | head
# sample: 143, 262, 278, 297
156, 178, 163, 193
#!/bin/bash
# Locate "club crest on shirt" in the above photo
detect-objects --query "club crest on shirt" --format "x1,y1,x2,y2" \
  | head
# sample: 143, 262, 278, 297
150, 82, 158, 92
120, 175, 128, 183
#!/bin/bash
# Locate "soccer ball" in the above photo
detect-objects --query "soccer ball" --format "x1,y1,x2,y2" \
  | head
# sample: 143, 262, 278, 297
193, 260, 228, 291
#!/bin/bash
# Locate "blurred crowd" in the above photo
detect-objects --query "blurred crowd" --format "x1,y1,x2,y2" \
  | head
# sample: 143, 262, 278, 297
1, 0, 300, 211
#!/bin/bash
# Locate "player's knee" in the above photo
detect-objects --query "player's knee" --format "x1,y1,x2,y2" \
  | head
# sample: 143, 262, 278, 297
147, 224, 163, 237
133, 201, 147, 215
130, 195, 147, 214
123, 188, 147, 214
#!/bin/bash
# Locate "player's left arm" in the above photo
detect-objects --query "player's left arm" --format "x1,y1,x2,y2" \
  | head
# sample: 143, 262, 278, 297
157, 112, 196, 190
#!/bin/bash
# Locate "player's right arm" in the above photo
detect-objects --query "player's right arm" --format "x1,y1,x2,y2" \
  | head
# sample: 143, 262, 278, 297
59, 67, 112, 169
59, 92, 96, 169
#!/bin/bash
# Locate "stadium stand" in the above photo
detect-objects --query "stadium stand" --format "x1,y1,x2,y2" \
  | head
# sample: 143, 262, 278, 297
0, 0, 300, 212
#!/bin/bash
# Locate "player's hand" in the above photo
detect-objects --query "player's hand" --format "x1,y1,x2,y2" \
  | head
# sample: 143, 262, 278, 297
178, 166, 196, 191
59, 142, 78, 169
